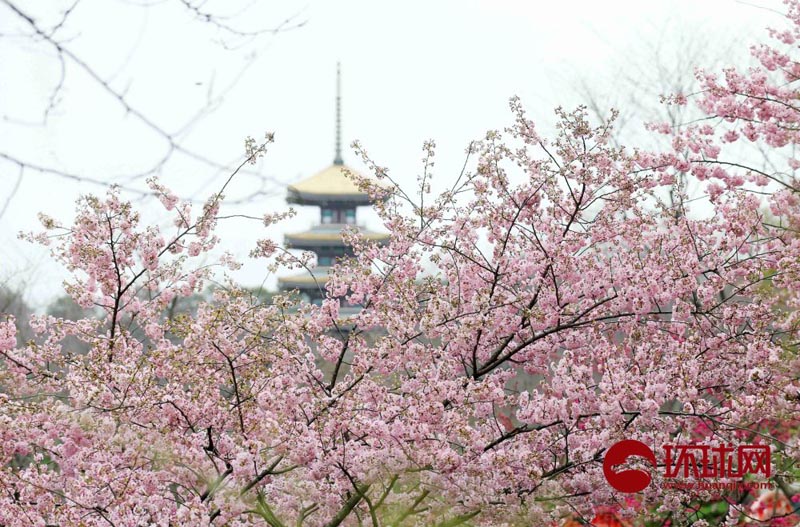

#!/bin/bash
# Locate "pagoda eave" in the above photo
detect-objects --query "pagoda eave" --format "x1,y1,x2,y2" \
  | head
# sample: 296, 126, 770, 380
285, 241, 348, 251
285, 230, 389, 249
286, 192, 375, 207
278, 269, 331, 289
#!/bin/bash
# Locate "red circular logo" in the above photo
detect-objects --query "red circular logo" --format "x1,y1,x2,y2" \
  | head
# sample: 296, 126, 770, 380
602, 439, 656, 493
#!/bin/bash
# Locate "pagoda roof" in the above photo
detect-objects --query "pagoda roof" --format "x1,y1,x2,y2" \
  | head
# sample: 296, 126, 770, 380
286, 164, 387, 206
285, 224, 390, 248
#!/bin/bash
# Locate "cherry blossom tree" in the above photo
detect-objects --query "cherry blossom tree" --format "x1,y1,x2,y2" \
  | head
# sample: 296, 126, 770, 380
2, 4, 800, 527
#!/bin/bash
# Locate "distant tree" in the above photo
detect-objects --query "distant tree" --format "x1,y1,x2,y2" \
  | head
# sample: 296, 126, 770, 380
573, 16, 726, 146
571, 16, 740, 216
0, 0, 302, 212
46, 294, 89, 321
0, 283, 33, 342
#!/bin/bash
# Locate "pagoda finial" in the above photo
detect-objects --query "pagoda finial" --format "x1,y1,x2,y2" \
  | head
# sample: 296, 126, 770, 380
333, 62, 344, 166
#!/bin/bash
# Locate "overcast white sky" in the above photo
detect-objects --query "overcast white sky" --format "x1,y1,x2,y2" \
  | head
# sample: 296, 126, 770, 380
0, 0, 785, 308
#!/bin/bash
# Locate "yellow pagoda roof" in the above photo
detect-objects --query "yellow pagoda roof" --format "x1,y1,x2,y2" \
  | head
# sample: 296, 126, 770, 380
289, 164, 362, 195
286, 164, 388, 205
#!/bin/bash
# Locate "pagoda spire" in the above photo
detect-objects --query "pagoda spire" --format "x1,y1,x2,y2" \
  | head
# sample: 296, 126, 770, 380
333, 62, 343, 166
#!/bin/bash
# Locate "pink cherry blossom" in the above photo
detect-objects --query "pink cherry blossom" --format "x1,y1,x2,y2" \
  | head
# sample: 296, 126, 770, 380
3, 8, 800, 525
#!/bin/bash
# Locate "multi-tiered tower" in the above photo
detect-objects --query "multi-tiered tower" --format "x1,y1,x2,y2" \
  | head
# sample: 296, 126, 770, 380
278, 64, 389, 304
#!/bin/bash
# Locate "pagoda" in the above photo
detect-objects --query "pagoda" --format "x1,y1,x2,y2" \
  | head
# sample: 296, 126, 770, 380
278, 64, 390, 305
